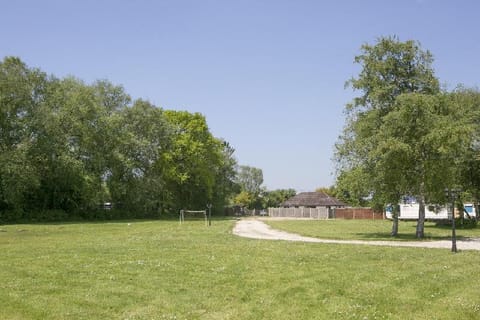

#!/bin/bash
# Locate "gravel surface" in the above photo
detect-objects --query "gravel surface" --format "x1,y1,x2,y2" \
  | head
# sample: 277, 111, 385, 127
232, 218, 480, 251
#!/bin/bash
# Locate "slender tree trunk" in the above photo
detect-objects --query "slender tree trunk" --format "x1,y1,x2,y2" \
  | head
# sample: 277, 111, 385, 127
460, 202, 465, 225
475, 198, 479, 221
391, 205, 399, 236
416, 195, 425, 238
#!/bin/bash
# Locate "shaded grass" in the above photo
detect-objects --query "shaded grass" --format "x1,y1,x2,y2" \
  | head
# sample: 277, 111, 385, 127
0, 219, 480, 319
264, 219, 480, 241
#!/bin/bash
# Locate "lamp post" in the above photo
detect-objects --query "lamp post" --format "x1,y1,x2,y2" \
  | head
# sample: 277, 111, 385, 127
444, 188, 460, 253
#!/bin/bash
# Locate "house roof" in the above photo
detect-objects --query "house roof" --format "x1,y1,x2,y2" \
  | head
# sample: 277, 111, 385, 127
282, 192, 346, 207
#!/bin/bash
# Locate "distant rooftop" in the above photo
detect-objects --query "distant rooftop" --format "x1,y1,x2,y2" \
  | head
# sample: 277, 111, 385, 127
282, 192, 346, 207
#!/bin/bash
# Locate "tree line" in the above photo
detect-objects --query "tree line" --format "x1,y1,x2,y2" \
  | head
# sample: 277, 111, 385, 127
0, 57, 239, 222
335, 36, 480, 237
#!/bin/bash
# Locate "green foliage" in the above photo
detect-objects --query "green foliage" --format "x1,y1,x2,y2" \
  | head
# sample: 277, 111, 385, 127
108, 99, 173, 216
233, 190, 255, 208
315, 186, 337, 197
232, 165, 265, 209
164, 110, 237, 213
346, 35, 439, 112
212, 141, 240, 211
236, 165, 264, 195
335, 36, 478, 237
262, 188, 296, 208
453, 87, 480, 216
0, 57, 46, 212
378, 93, 472, 202
337, 36, 440, 184
458, 217, 478, 228
335, 168, 373, 207
233, 188, 296, 210
0, 57, 237, 221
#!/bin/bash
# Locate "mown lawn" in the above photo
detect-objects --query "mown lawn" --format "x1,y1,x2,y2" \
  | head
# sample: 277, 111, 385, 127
264, 218, 480, 241
1, 219, 480, 319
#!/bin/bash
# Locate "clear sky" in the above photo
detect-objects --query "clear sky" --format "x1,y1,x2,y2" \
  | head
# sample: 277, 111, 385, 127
1, 0, 479, 191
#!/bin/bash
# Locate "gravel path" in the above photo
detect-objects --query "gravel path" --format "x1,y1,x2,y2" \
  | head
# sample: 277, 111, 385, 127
232, 219, 480, 251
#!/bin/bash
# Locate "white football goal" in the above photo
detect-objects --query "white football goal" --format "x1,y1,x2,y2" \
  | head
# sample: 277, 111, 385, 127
179, 209, 211, 226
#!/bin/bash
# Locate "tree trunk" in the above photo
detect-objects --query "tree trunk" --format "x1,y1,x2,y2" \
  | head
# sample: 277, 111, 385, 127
475, 199, 479, 221
391, 205, 399, 236
460, 202, 464, 225
416, 195, 425, 238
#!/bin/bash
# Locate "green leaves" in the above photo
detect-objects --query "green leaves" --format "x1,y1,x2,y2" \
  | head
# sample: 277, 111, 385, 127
337, 36, 480, 234
262, 189, 297, 208
347, 36, 439, 113
0, 57, 237, 221
232, 165, 265, 209
336, 37, 442, 219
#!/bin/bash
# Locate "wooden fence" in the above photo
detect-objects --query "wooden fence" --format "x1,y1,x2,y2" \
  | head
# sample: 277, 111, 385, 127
268, 207, 385, 220
224, 207, 265, 216
332, 208, 384, 220
268, 207, 330, 219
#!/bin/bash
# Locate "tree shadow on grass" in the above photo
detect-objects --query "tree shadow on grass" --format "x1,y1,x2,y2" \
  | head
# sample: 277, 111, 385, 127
2, 215, 239, 227
352, 232, 456, 241
353, 223, 471, 241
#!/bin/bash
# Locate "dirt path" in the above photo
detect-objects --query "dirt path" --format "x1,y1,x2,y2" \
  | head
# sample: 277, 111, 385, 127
232, 218, 480, 251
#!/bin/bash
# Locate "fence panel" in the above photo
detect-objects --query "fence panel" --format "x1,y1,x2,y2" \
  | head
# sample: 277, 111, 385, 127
268, 207, 329, 219
268, 207, 384, 220
333, 208, 384, 220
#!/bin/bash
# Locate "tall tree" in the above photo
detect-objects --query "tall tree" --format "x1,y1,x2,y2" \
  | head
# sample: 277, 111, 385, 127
108, 99, 172, 216
164, 110, 228, 212
233, 165, 264, 209
0, 57, 47, 215
453, 87, 480, 219
27, 77, 131, 215
211, 140, 239, 211
346, 36, 439, 113
236, 165, 264, 196
336, 36, 441, 237
375, 93, 472, 237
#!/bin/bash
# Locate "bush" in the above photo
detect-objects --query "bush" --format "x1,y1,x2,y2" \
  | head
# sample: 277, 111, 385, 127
0, 210, 24, 223
458, 217, 478, 228
26, 210, 69, 222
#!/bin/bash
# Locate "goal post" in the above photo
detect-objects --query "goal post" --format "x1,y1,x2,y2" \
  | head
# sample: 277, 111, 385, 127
179, 209, 209, 226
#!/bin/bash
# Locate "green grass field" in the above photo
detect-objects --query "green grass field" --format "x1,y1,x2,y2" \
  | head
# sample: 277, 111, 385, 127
264, 219, 480, 241
1, 218, 480, 319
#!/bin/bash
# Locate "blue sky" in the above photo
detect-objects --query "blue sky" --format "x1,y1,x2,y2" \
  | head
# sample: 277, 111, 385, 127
1, 0, 479, 191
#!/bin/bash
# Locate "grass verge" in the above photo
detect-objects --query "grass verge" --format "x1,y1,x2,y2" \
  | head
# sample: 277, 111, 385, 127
1, 218, 479, 319
263, 218, 480, 241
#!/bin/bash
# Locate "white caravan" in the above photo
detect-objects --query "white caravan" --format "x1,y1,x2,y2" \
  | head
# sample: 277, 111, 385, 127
385, 202, 476, 220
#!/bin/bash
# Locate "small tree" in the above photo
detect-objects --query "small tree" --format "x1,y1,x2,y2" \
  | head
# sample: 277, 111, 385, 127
234, 165, 264, 209
262, 189, 296, 208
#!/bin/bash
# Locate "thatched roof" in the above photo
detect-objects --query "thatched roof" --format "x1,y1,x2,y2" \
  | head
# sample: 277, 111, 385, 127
282, 192, 346, 207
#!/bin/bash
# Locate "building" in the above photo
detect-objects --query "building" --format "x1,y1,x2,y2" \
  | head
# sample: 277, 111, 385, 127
281, 192, 346, 209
